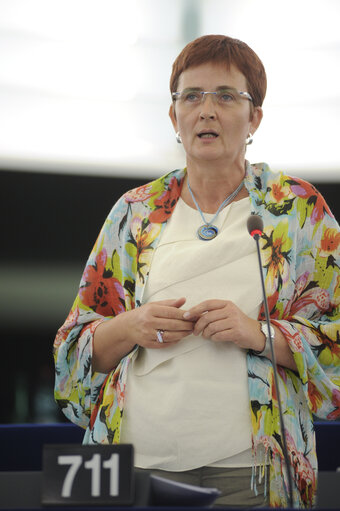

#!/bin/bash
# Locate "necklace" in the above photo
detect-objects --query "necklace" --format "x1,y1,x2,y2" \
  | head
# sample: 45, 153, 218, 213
187, 179, 244, 241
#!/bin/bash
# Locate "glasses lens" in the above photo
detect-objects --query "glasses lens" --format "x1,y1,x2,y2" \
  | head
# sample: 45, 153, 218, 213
216, 89, 237, 104
181, 90, 202, 103
174, 88, 252, 104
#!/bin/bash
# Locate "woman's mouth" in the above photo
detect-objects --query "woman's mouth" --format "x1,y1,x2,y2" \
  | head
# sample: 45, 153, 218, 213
197, 131, 219, 139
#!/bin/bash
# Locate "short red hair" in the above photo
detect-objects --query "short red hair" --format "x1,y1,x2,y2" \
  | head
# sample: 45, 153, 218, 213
170, 34, 267, 107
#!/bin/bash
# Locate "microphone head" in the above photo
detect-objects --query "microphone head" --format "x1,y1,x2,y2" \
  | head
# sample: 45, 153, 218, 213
247, 214, 264, 237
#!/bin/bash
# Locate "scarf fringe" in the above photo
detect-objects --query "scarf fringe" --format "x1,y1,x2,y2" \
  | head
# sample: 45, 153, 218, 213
251, 437, 270, 498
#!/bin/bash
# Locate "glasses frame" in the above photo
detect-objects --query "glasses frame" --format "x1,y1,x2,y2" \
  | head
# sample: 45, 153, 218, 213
172, 88, 253, 104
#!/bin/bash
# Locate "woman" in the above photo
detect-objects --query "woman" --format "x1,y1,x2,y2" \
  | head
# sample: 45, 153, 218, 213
54, 35, 340, 508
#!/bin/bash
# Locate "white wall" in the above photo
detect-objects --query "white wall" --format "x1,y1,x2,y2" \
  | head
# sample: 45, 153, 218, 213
0, 0, 339, 180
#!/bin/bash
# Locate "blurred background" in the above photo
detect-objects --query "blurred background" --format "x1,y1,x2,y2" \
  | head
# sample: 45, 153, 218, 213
1, 0, 340, 423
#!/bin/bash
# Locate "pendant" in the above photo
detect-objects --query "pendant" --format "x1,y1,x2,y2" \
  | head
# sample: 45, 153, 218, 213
197, 224, 218, 241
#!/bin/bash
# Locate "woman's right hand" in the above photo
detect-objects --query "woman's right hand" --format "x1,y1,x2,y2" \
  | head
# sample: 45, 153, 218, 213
92, 297, 194, 373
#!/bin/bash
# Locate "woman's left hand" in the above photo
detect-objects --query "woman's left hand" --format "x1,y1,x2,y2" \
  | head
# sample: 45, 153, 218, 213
183, 299, 265, 352
183, 299, 298, 370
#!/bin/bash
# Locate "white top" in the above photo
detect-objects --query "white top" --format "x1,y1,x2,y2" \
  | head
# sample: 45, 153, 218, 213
120, 196, 263, 470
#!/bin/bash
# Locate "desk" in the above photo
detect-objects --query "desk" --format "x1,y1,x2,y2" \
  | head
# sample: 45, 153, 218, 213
0, 422, 339, 509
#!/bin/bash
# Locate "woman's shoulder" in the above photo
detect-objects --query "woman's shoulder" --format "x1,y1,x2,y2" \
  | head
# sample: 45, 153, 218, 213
103, 168, 186, 225
99, 168, 186, 235
123, 168, 185, 204
248, 161, 326, 200
247, 162, 334, 224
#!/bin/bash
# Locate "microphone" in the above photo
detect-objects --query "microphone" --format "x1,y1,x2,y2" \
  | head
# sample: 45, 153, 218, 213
247, 214, 294, 508
247, 214, 264, 240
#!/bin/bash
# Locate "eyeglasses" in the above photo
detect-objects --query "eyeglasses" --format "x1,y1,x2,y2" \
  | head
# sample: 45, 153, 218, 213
172, 87, 253, 106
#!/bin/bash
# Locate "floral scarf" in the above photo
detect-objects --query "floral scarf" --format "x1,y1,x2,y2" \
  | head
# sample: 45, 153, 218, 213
54, 162, 340, 507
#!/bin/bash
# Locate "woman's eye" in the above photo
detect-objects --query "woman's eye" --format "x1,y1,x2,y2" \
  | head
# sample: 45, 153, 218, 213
219, 93, 234, 102
185, 92, 200, 102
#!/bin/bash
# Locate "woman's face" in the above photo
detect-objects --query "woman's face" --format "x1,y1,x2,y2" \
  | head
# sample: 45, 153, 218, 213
169, 61, 263, 167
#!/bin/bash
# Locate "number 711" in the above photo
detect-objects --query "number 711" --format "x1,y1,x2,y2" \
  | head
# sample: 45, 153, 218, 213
58, 453, 119, 498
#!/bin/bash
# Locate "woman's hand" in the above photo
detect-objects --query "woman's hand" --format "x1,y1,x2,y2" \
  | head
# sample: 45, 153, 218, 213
92, 297, 194, 373
183, 299, 264, 351
183, 299, 297, 370
117, 297, 194, 349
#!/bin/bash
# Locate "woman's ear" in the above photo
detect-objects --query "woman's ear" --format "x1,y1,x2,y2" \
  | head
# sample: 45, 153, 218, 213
250, 106, 263, 136
169, 103, 178, 132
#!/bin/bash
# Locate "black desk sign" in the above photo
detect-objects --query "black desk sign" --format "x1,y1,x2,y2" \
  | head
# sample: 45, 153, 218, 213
42, 444, 134, 506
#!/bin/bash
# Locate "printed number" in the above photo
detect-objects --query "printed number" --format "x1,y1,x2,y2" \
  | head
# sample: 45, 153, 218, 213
103, 453, 119, 496
84, 453, 101, 496
58, 455, 82, 498
58, 453, 120, 498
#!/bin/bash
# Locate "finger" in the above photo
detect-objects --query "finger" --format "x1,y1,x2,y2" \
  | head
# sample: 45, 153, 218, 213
193, 309, 228, 335
153, 305, 190, 321
151, 324, 194, 348
171, 297, 186, 308
156, 319, 195, 332
183, 300, 226, 320
154, 297, 186, 308
201, 319, 231, 340
150, 329, 192, 349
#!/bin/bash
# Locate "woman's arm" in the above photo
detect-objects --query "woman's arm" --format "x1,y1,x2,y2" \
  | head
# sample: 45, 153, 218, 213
253, 321, 297, 371
53, 197, 131, 427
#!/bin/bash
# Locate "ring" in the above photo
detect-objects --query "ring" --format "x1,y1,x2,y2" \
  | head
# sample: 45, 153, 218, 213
156, 329, 165, 343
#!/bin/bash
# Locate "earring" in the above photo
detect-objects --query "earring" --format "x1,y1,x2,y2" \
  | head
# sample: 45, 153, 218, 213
246, 133, 253, 145
176, 131, 182, 144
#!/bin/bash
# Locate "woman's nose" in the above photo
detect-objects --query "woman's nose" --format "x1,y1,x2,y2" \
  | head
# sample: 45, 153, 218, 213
199, 94, 216, 120
200, 109, 216, 120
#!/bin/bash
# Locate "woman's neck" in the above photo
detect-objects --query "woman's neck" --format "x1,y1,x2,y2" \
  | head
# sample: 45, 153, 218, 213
182, 159, 248, 214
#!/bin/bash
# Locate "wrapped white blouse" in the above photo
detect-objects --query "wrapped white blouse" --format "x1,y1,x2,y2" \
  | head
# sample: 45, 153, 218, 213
121, 196, 263, 470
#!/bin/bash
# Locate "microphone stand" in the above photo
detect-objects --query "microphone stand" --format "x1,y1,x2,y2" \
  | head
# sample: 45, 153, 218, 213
252, 229, 294, 508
